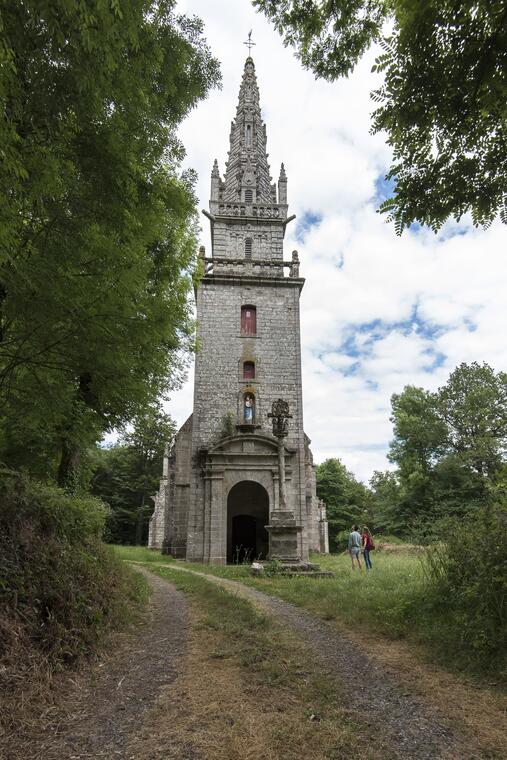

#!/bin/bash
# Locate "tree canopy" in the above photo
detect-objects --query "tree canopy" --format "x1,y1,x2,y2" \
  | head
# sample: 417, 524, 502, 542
91, 404, 175, 545
316, 457, 373, 549
0, 1, 220, 485
254, 0, 507, 232
377, 362, 507, 537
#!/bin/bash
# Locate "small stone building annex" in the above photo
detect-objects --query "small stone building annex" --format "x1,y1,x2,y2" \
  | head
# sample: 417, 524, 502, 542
149, 56, 328, 564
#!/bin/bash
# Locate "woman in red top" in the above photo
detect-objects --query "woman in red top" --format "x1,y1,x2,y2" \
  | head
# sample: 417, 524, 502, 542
362, 526, 374, 571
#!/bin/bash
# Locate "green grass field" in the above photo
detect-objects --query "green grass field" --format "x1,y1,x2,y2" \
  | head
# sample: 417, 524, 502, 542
113, 546, 426, 639
112, 545, 504, 682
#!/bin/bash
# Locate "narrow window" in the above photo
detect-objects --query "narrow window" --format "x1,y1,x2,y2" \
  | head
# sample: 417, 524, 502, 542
243, 361, 255, 379
241, 305, 256, 335
245, 237, 252, 258
245, 124, 252, 147
244, 393, 255, 423
245, 189, 253, 203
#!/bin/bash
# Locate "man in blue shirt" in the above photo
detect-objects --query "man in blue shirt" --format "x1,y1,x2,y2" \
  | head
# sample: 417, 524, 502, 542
348, 524, 363, 571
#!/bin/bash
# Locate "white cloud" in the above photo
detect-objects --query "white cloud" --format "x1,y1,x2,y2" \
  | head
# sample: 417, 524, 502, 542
166, 0, 507, 482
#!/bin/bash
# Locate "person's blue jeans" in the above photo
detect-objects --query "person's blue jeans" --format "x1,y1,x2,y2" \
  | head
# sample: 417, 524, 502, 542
363, 549, 372, 570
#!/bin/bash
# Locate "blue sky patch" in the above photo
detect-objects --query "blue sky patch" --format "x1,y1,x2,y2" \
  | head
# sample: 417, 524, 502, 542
295, 210, 323, 243
374, 174, 396, 204
318, 307, 448, 375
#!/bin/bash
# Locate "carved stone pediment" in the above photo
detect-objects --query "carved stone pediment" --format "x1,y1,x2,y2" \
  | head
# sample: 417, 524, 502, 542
208, 433, 292, 458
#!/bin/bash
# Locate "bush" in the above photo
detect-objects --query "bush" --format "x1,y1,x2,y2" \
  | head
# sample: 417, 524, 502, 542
423, 503, 507, 677
0, 469, 147, 669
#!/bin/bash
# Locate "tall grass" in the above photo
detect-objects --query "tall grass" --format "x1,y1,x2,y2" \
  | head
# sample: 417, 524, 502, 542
115, 508, 506, 684
422, 504, 507, 679
246, 553, 427, 638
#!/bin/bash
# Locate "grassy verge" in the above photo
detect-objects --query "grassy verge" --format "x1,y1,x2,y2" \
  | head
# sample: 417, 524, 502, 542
128, 563, 385, 760
113, 544, 250, 578
0, 476, 150, 749
113, 545, 424, 636
113, 545, 505, 684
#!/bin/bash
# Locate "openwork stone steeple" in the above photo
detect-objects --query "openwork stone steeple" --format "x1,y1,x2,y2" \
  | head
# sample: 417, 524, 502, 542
222, 57, 274, 203
205, 56, 296, 276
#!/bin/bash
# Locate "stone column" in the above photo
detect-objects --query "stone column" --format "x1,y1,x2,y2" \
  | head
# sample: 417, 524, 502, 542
266, 399, 302, 562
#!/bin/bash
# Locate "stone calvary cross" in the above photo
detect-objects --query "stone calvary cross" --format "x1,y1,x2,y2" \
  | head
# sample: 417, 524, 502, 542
268, 399, 292, 511
266, 399, 302, 562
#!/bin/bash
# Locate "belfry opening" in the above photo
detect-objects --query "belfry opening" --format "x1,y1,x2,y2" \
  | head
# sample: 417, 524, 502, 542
227, 481, 269, 563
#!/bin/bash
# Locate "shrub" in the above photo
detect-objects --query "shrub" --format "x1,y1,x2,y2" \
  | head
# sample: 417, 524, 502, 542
423, 503, 507, 677
0, 468, 146, 669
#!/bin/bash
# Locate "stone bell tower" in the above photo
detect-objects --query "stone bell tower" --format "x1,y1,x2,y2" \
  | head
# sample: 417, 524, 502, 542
149, 56, 328, 564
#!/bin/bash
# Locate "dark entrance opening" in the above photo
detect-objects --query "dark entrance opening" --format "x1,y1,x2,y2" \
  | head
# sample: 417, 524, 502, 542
227, 481, 269, 564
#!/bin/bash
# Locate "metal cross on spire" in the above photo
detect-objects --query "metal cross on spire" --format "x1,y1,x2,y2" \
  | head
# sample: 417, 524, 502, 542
243, 30, 256, 54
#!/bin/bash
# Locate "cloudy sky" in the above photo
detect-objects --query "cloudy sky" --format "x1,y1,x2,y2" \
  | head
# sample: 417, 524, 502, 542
170, 0, 507, 482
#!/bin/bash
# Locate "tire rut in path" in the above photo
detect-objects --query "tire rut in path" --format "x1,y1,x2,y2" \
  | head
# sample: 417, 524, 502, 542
147, 563, 477, 760
35, 568, 187, 760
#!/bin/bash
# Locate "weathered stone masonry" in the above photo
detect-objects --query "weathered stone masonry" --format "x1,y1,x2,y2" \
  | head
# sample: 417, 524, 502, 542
149, 57, 328, 563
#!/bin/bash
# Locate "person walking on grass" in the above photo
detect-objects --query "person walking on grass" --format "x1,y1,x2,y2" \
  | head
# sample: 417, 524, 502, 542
348, 524, 363, 571
362, 525, 374, 571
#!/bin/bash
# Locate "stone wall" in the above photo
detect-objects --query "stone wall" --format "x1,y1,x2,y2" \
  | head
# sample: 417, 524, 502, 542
185, 271, 309, 563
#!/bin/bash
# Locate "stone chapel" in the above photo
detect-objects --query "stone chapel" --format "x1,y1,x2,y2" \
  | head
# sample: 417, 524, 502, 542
148, 56, 328, 564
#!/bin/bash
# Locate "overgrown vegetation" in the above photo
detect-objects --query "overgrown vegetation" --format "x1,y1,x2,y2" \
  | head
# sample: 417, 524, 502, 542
0, 470, 148, 738
423, 504, 507, 676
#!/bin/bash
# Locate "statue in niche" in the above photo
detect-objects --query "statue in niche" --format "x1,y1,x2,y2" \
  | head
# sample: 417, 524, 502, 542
244, 393, 254, 423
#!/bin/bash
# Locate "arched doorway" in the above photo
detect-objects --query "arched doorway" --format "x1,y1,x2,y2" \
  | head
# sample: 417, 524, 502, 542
227, 481, 269, 563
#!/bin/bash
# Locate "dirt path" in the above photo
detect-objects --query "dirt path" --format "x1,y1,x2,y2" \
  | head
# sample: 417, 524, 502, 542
139, 562, 486, 760
24, 568, 188, 760
16, 563, 501, 760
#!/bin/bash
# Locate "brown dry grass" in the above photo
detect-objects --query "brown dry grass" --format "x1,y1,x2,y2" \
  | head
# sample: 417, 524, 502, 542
127, 598, 383, 760
376, 542, 426, 555
339, 625, 507, 759
0, 620, 143, 760
146, 562, 507, 760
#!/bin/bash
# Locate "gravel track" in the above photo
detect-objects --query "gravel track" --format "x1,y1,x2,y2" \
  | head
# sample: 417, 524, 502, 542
151, 562, 478, 760
20, 561, 480, 760
29, 568, 188, 760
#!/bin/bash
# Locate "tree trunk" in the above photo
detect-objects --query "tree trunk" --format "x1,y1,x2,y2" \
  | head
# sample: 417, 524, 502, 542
57, 438, 81, 491
135, 494, 146, 545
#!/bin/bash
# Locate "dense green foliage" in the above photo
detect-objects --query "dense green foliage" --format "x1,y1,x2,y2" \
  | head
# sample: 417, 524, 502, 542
255, 0, 507, 231
316, 457, 373, 550
0, 2, 219, 712
423, 504, 507, 675
0, 469, 147, 673
374, 362, 507, 538
316, 364, 507, 542
91, 404, 175, 544
0, 0, 220, 486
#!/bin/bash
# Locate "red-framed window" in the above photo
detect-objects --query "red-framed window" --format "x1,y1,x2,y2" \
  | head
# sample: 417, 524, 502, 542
241, 305, 256, 335
243, 361, 255, 379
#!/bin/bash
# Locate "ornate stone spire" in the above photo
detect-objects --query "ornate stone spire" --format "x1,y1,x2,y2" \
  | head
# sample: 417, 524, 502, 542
222, 57, 276, 204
